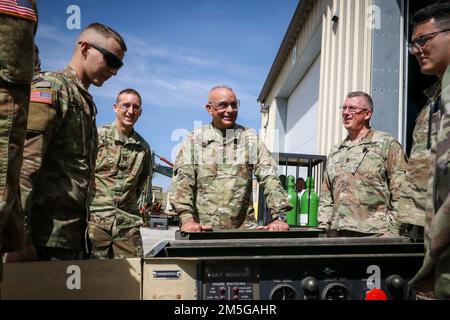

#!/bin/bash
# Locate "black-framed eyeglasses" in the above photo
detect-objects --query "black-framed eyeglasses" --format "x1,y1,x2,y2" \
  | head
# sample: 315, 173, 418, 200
119, 102, 141, 111
408, 28, 450, 54
209, 99, 240, 111
80, 41, 123, 70
340, 105, 370, 114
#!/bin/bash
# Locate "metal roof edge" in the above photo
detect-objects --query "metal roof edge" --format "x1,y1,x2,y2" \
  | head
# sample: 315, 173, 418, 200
257, 0, 314, 103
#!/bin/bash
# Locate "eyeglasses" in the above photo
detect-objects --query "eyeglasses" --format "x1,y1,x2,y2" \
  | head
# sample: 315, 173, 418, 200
209, 99, 240, 111
80, 41, 124, 70
340, 105, 370, 114
119, 102, 141, 111
408, 28, 450, 54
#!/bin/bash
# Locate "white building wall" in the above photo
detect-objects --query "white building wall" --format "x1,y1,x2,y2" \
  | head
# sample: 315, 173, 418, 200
286, 55, 321, 154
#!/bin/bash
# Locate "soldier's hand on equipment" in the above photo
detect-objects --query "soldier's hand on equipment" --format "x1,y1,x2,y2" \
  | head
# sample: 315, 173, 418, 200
180, 220, 213, 233
257, 220, 290, 232
4, 244, 38, 262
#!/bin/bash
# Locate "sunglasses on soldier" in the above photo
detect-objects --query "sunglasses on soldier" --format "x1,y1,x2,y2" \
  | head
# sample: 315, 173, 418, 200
80, 41, 123, 70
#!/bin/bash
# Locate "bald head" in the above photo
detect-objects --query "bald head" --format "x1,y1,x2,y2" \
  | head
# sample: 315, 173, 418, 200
208, 85, 235, 101
206, 85, 239, 129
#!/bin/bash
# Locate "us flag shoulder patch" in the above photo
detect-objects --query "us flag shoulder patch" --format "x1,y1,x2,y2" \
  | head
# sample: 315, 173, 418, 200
0, 0, 37, 22
31, 89, 53, 104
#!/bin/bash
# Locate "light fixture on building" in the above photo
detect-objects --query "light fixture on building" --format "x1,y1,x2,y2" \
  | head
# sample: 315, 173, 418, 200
332, 8, 339, 23
259, 101, 270, 113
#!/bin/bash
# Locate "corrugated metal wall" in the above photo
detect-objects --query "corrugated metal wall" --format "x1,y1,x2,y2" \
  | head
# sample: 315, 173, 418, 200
265, 0, 328, 105
317, 0, 373, 155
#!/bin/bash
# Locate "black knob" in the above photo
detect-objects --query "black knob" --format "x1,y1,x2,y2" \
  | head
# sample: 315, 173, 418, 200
386, 275, 405, 300
301, 277, 319, 299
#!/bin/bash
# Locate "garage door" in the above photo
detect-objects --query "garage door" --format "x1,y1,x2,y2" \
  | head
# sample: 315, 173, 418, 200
285, 54, 320, 154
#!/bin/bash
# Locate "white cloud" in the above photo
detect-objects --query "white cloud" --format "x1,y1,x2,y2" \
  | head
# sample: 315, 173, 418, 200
37, 22, 262, 139
36, 23, 76, 45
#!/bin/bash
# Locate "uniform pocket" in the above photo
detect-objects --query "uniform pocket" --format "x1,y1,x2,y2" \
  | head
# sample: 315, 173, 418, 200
130, 151, 145, 176
357, 146, 385, 177
197, 164, 216, 180
60, 107, 86, 157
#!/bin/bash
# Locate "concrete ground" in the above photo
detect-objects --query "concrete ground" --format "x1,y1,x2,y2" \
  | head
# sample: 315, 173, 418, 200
140, 226, 178, 256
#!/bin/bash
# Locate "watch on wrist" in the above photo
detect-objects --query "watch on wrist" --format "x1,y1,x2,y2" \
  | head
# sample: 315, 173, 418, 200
277, 213, 287, 223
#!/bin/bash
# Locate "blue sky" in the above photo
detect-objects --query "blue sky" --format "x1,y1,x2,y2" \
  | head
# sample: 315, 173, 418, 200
35, 0, 298, 190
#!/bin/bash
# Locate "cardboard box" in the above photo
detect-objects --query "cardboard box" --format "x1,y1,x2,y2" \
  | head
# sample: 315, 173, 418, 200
1, 258, 141, 300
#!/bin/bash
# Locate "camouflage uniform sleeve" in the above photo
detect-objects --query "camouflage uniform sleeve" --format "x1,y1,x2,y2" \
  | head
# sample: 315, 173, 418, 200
169, 136, 197, 224
253, 140, 291, 218
137, 146, 152, 200
385, 140, 408, 234
21, 76, 68, 237
428, 80, 450, 263
318, 169, 334, 230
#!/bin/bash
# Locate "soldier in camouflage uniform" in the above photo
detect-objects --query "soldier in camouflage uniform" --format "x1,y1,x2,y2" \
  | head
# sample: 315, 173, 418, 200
398, 4, 450, 239
0, 0, 37, 287
318, 92, 407, 235
169, 86, 291, 232
6, 23, 127, 262
407, 3, 450, 300
410, 67, 450, 300
89, 89, 151, 259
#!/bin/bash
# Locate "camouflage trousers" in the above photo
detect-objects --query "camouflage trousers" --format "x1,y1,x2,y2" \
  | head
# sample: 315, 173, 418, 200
0, 81, 29, 253
88, 220, 143, 259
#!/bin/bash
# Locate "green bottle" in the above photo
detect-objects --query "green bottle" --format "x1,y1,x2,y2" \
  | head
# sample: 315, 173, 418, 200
300, 177, 319, 227
286, 175, 298, 226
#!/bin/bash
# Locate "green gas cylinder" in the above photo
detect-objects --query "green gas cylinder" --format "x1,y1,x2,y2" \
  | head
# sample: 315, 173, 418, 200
286, 175, 298, 226
300, 176, 319, 227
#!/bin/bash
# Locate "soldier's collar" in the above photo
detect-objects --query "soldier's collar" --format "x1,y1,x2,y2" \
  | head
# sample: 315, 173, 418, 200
342, 128, 374, 147
210, 122, 239, 135
111, 121, 139, 144
63, 65, 91, 95
206, 123, 244, 143
423, 80, 441, 100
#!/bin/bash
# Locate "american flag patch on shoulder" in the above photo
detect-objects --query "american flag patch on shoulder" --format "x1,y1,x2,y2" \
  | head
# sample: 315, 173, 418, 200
31, 89, 53, 104
0, 0, 37, 22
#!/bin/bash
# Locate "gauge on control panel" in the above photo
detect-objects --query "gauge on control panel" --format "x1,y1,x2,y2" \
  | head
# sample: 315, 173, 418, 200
321, 282, 351, 300
269, 284, 299, 300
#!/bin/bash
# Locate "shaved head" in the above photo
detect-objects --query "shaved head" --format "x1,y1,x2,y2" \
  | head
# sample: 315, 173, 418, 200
77, 23, 127, 52
69, 22, 126, 88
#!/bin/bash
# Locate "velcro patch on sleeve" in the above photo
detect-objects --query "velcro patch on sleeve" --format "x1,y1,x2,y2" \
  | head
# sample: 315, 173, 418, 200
30, 89, 53, 104
34, 81, 52, 88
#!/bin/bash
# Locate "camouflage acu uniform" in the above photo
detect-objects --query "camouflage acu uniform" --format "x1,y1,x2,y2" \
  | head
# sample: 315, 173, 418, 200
169, 123, 291, 229
410, 67, 450, 299
318, 129, 407, 235
0, 2, 37, 283
89, 122, 151, 259
20, 66, 97, 260
398, 82, 440, 228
